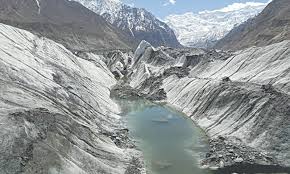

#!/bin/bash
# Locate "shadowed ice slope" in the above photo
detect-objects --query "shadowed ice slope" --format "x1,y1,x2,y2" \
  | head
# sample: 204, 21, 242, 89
127, 40, 290, 167
0, 23, 141, 174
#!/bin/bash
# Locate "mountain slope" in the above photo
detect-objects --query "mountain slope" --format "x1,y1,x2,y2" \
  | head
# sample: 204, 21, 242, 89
72, 0, 181, 48
165, 2, 267, 48
215, 0, 290, 51
0, 0, 136, 51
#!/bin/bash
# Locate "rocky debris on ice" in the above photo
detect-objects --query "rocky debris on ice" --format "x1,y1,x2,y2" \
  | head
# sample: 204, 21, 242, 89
103, 50, 134, 79
111, 84, 142, 100
136, 67, 190, 101
201, 136, 277, 169
125, 40, 290, 169
129, 41, 230, 88
124, 157, 144, 174
102, 128, 135, 149
0, 23, 144, 174
134, 40, 153, 62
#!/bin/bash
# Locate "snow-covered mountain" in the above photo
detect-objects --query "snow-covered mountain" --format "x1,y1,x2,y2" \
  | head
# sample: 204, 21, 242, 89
72, 0, 181, 47
215, 0, 290, 51
164, 2, 269, 48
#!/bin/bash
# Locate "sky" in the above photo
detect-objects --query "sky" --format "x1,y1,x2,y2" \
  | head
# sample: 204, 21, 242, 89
121, 0, 269, 18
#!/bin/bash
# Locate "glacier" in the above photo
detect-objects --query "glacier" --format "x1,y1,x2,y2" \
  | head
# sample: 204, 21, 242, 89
0, 23, 144, 174
164, 2, 268, 48
1, 5, 290, 172
119, 40, 290, 168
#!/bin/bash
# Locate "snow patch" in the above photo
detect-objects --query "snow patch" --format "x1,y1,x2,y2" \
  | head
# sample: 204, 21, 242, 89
35, 0, 40, 14
34, 0, 40, 14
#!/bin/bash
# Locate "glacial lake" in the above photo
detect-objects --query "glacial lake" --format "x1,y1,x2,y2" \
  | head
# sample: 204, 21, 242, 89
118, 100, 211, 174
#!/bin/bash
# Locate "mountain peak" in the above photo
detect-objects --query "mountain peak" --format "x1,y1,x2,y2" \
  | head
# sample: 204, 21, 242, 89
72, 0, 181, 47
165, 1, 269, 48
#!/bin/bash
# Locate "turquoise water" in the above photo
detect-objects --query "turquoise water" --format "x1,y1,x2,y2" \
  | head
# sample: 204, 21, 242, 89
118, 100, 211, 174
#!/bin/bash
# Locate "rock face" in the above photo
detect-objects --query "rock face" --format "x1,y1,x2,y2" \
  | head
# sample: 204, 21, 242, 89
215, 0, 290, 51
126, 41, 290, 167
0, 23, 142, 174
165, 2, 267, 48
72, 0, 181, 48
0, 0, 136, 51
